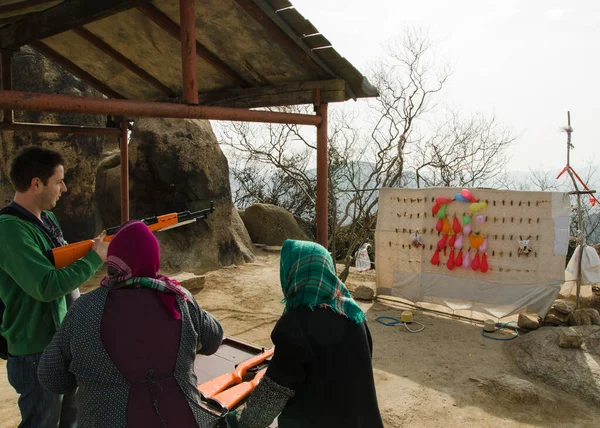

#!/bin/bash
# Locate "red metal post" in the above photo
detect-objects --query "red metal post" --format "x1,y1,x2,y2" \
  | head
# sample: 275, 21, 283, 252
179, 0, 198, 104
0, 90, 322, 125
119, 119, 129, 223
2, 50, 14, 124
315, 102, 328, 248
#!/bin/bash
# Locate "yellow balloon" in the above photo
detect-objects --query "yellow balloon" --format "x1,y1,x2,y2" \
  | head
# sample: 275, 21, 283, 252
469, 202, 487, 212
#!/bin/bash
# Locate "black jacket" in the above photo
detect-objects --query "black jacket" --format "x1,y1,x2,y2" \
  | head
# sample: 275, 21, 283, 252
267, 307, 383, 428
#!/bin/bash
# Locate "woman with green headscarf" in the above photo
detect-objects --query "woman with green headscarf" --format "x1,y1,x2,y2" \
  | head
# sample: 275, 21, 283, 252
226, 240, 383, 428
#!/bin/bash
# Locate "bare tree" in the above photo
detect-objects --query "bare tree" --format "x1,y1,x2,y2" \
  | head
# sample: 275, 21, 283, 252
412, 112, 515, 188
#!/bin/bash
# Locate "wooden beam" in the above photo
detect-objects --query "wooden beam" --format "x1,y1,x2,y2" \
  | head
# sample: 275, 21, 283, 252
0, 0, 59, 15
0, 121, 122, 136
29, 40, 125, 99
72, 27, 175, 98
0, 0, 141, 49
136, 3, 252, 88
198, 79, 348, 108
233, 0, 334, 79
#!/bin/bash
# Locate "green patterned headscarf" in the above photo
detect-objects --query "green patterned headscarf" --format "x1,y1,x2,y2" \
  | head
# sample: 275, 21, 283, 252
279, 239, 365, 324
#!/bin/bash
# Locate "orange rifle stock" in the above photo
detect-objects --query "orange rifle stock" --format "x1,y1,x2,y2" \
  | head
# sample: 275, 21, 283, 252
209, 368, 267, 411
198, 347, 274, 399
51, 202, 214, 269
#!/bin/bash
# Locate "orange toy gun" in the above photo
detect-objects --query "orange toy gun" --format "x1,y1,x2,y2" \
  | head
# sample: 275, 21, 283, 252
198, 347, 274, 399
207, 368, 267, 412
51, 202, 214, 269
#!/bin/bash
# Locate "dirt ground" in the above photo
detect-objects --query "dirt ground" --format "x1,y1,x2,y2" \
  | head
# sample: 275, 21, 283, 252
1, 248, 599, 427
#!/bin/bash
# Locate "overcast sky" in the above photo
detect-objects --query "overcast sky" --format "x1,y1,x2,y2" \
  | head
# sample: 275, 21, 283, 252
292, 0, 599, 175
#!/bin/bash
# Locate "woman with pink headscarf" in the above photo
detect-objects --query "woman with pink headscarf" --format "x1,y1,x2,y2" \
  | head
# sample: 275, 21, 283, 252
39, 221, 223, 427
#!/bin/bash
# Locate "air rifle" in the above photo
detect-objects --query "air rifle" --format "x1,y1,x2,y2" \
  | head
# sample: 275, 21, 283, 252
198, 347, 274, 399
51, 202, 215, 269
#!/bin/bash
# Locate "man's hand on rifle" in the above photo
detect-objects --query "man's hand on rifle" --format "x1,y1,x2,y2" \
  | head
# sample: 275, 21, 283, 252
92, 230, 109, 262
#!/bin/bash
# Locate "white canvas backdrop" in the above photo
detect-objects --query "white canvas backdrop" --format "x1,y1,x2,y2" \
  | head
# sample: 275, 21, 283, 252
375, 188, 571, 318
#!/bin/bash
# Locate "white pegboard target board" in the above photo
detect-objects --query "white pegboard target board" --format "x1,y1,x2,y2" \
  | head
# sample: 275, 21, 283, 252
375, 188, 571, 318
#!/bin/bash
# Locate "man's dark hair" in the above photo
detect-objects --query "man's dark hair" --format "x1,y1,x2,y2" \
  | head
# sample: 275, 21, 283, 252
9, 146, 64, 193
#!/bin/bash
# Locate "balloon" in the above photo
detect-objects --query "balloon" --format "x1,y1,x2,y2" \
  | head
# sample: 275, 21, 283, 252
442, 218, 451, 234
436, 218, 443, 232
462, 215, 471, 225
468, 233, 478, 248
469, 202, 488, 212
454, 193, 470, 203
437, 234, 448, 251
452, 216, 462, 234
480, 253, 489, 273
430, 250, 440, 266
462, 250, 471, 268
463, 223, 472, 235
447, 250, 455, 270
436, 197, 453, 204
436, 204, 447, 219
455, 251, 463, 267
461, 189, 476, 202
454, 234, 464, 250
432, 203, 441, 216
479, 237, 488, 253
471, 252, 480, 271
448, 234, 457, 248
476, 215, 485, 224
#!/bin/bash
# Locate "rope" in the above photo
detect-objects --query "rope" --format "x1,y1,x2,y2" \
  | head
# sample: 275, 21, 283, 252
481, 322, 519, 341
140, 369, 172, 427
375, 316, 425, 333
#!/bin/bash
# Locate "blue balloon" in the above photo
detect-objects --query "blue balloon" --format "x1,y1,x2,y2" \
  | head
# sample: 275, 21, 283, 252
454, 193, 470, 203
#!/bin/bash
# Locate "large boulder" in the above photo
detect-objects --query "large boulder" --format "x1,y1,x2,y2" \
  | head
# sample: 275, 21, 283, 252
505, 325, 600, 404
0, 46, 112, 241
95, 117, 255, 272
240, 203, 310, 246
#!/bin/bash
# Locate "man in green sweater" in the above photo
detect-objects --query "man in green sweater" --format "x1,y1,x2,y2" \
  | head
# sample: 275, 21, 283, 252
0, 146, 109, 427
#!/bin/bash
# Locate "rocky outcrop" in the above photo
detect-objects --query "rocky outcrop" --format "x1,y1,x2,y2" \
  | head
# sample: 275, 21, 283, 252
505, 325, 600, 404
240, 203, 310, 246
0, 46, 113, 241
96, 117, 255, 272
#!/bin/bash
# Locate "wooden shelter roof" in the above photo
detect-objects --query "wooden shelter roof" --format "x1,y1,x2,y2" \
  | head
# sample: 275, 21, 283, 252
0, 0, 378, 107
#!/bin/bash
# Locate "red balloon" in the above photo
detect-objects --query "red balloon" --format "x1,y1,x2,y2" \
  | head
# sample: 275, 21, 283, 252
447, 250, 455, 270
436, 197, 453, 205
431, 250, 440, 266
480, 253, 489, 273
437, 234, 448, 251
436, 218, 443, 232
471, 252, 480, 271
448, 234, 457, 248
452, 216, 462, 234
455, 251, 463, 267
461, 188, 477, 202
432, 203, 441, 216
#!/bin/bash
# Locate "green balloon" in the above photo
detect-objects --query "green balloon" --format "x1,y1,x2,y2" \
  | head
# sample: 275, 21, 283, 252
437, 204, 447, 219
463, 215, 471, 225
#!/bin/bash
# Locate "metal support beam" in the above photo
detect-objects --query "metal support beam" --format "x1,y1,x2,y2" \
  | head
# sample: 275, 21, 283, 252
1, 50, 14, 124
119, 119, 129, 222
0, 90, 322, 125
0, 122, 121, 136
315, 95, 328, 248
136, 3, 251, 88
179, 0, 198, 104
30, 41, 124, 99
72, 27, 175, 98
